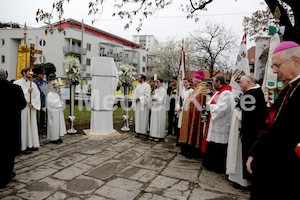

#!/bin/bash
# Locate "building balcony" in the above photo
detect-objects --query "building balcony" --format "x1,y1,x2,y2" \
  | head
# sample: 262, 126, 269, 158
124, 58, 138, 64
63, 45, 87, 55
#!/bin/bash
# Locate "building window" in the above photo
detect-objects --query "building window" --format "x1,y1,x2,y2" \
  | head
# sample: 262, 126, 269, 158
100, 47, 105, 56
143, 56, 146, 62
142, 67, 146, 73
39, 55, 46, 63
39, 39, 46, 47
1, 55, 5, 63
1, 39, 5, 47
86, 58, 91, 66
87, 43, 91, 51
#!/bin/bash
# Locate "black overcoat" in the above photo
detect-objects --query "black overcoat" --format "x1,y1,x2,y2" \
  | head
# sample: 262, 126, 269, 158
0, 79, 26, 186
236, 86, 268, 180
249, 78, 300, 200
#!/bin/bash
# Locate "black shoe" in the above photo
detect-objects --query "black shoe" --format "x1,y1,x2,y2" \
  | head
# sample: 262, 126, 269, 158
11, 172, 16, 179
31, 148, 39, 151
135, 133, 140, 137
57, 139, 63, 144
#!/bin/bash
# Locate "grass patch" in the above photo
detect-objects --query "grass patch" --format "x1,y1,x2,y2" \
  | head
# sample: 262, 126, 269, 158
63, 104, 134, 125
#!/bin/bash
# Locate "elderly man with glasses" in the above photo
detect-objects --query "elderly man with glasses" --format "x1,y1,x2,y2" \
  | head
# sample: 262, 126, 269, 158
246, 41, 300, 200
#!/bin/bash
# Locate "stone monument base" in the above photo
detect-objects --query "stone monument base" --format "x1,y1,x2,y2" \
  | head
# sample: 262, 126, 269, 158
83, 129, 121, 138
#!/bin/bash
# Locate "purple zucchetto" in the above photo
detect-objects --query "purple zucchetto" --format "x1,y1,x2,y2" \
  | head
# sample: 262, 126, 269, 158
273, 41, 300, 55
193, 70, 205, 81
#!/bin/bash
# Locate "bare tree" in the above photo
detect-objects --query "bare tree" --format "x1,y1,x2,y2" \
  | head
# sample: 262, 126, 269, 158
247, 1, 298, 42
36, 0, 299, 43
36, 0, 213, 32
148, 37, 199, 78
191, 21, 238, 77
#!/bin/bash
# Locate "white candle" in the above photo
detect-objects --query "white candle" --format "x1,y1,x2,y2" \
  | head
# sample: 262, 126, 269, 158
154, 74, 157, 81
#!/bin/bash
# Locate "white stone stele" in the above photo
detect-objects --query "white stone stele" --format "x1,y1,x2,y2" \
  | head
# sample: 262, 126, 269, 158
90, 57, 119, 135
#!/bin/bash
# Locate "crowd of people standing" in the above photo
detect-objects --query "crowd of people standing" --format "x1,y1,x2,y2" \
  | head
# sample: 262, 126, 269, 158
1, 41, 299, 199
133, 41, 300, 199
0, 67, 66, 188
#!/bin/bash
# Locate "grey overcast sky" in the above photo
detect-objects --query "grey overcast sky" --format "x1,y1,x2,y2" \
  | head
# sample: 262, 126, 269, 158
0, 0, 267, 48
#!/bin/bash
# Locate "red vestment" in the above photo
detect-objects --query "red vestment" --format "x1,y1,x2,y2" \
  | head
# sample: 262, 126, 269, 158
178, 82, 206, 148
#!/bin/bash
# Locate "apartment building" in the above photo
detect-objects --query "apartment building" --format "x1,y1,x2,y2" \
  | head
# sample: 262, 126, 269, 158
132, 35, 158, 53
0, 19, 152, 80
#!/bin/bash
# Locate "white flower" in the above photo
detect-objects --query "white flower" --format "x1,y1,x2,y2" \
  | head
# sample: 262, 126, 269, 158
119, 63, 136, 88
64, 56, 81, 85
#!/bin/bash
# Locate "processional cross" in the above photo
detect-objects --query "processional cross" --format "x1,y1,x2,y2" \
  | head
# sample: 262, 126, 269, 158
18, 23, 42, 116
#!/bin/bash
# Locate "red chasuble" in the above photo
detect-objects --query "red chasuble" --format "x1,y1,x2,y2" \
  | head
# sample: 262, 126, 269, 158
178, 82, 207, 148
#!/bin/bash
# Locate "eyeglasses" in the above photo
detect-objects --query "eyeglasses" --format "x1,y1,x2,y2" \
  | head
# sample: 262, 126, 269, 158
271, 56, 294, 69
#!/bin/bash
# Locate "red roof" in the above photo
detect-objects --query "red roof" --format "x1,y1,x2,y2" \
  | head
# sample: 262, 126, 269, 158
50, 18, 141, 49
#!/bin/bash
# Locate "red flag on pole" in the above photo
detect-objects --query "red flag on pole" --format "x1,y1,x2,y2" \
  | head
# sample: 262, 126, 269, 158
178, 40, 185, 98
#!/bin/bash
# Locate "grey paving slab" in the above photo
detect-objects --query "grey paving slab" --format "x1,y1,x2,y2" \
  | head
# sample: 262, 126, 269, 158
52, 162, 93, 181
45, 153, 89, 170
0, 132, 251, 200
16, 166, 58, 184
189, 187, 228, 200
161, 166, 199, 182
131, 156, 168, 171
81, 150, 118, 166
162, 180, 191, 200
198, 169, 250, 198
117, 166, 158, 183
61, 175, 104, 195
86, 159, 128, 180
94, 184, 140, 200
138, 193, 174, 200
106, 177, 144, 191
167, 156, 202, 170
148, 175, 179, 189
16, 177, 64, 200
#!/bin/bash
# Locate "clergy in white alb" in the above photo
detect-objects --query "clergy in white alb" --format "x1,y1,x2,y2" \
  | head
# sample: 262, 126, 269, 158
14, 67, 41, 151
133, 74, 151, 136
226, 108, 251, 187
149, 78, 167, 141
203, 75, 233, 173
176, 78, 194, 128
46, 84, 66, 142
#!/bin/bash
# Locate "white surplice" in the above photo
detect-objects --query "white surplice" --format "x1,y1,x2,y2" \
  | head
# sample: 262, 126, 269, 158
226, 108, 251, 187
133, 82, 151, 134
176, 87, 194, 128
14, 78, 40, 151
150, 86, 167, 139
46, 91, 66, 141
206, 90, 233, 144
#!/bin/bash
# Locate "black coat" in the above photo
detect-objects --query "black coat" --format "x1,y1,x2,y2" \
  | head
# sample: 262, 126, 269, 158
0, 79, 26, 186
236, 86, 268, 180
249, 78, 300, 199
0, 79, 26, 154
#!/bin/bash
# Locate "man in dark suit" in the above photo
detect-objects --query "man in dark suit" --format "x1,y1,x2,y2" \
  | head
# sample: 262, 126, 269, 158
0, 67, 26, 188
167, 77, 179, 135
246, 41, 300, 199
237, 75, 268, 181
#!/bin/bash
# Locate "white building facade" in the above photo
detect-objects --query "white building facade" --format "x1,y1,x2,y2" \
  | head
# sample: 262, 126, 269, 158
0, 19, 152, 80
132, 35, 158, 53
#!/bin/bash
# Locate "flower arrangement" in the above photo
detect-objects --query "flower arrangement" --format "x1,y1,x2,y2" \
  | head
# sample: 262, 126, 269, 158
118, 63, 137, 88
64, 56, 82, 85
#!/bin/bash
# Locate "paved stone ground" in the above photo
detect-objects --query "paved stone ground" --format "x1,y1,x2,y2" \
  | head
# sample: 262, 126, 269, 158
0, 132, 250, 200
